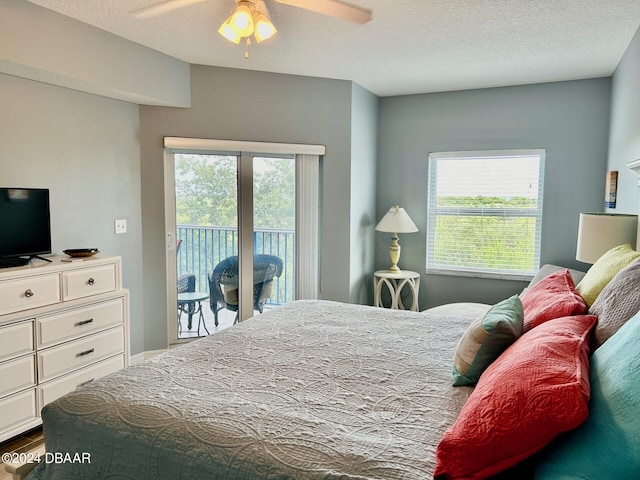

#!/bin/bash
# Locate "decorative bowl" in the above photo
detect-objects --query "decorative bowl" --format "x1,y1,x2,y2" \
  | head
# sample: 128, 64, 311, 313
63, 248, 99, 258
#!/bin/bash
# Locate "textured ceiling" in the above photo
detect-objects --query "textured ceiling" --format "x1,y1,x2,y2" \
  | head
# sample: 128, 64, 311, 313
24, 0, 640, 97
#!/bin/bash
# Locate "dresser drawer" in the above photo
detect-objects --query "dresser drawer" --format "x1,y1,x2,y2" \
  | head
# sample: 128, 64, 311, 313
38, 326, 124, 382
37, 298, 124, 348
62, 264, 117, 301
0, 389, 37, 433
0, 354, 36, 398
38, 355, 124, 408
0, 274, 60, 315
0, 321, 34, 362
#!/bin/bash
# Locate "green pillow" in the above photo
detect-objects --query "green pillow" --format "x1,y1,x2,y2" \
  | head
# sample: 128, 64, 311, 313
576, 243, 640, 307
452, 295, 523, 386
536, 310, 640, 479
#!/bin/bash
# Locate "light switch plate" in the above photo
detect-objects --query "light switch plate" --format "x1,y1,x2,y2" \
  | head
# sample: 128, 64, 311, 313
115, 219, 127, 234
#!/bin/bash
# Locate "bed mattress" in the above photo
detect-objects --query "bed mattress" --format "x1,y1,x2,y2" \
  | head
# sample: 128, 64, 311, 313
28, 300, 473, 480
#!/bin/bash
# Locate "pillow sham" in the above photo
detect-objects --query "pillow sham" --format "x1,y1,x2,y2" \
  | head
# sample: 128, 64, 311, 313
520, 269, 586, 332
452, 295, 523, 386
576, 243, 640, 307
527, 264, 585, 288
589, 259, 640, 349
536, 310, 640, 479
434, 314, 596, 480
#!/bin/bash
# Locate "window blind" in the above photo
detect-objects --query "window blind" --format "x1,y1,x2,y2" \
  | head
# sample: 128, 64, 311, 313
426, 150, 545, 280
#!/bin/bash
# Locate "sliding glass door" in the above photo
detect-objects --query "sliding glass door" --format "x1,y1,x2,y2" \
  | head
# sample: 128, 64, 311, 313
165, 137, 323, 345
167, 147, 307, 342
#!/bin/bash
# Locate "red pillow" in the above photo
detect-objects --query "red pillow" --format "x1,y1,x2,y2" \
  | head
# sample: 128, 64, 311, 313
434, 314, 596, 480
521, 269, 586, 331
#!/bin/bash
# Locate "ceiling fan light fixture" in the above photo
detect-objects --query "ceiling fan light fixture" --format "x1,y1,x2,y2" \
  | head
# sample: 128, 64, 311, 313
229, 3, 254, 36
218, 16, 242, 43
253, 11, 277, 43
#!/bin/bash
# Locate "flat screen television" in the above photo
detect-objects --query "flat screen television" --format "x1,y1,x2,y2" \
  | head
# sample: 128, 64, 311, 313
0, 188, 52, 266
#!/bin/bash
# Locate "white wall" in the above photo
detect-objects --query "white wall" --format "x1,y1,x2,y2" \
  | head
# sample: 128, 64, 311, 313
607, 26, 640, 214
0, 73, 145, 355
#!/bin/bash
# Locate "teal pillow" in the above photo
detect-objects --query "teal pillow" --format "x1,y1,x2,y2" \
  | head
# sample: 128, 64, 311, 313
536, 310, 640, 479
452, 295, 523, 386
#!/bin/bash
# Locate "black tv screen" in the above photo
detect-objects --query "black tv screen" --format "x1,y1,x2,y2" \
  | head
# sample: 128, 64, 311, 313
0, 188, 51, 259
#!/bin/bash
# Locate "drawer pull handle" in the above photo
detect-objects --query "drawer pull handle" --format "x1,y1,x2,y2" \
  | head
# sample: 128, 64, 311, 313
77, 348, 95, 357
76, 319, 94, 327
24, 289, 34, 298
78, 378, 95, 387
87, 277, 96, 286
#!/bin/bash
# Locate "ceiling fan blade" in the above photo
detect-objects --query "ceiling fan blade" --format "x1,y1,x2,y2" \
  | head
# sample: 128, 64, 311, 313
274, 0, 372, 24
131, 0, 209, 18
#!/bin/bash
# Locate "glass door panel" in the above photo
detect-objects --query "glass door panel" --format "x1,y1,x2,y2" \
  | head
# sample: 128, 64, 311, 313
171, 151, 301, 339
252, 156, 296, 318
175, 153, 238, 338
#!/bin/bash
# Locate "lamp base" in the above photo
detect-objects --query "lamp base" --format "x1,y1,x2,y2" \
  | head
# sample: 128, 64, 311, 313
388, 235, 401, 272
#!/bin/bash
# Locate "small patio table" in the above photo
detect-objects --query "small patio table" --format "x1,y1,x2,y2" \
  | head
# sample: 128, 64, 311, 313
178, 292, 210, 336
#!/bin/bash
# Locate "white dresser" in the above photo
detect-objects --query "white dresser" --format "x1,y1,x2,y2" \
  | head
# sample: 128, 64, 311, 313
0, 255, 129, 443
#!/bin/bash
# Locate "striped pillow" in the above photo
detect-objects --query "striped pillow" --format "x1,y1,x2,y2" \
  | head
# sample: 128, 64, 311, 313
452, 295, 524, 386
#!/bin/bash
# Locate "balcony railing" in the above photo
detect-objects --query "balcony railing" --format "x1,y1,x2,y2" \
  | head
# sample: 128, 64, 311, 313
176, 225, 294, 306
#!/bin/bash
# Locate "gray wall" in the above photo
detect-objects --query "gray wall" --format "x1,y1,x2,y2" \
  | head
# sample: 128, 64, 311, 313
377, 79, 612, 309
608, 25, 640, 214
0, 0, 190, 107
349, 83, 379, 304
140, 65, 365, 351
3, 0, 629, 352
0, 73, 145, 355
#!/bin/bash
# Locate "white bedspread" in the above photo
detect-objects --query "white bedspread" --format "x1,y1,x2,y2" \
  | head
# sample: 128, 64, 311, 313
29, 300, 474, 480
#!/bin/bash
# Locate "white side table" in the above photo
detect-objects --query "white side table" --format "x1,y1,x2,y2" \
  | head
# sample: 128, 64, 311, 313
374, 270, 420, 311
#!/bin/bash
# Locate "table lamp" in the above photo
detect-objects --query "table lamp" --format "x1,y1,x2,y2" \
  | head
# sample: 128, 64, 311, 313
375, 206, 418, 272
576, 213, 638, 263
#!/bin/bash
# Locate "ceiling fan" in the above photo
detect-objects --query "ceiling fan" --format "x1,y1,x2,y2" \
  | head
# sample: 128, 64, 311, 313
131, 0, 373, 25
132, 0, 371, 57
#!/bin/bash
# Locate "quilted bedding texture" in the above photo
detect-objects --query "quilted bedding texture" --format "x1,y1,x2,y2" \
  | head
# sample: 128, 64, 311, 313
28, 300, 473, 480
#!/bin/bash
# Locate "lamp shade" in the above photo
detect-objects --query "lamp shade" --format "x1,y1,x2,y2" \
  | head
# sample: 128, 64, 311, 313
576, 213, 638, 264
375, 206, 418, 233
229, 4, 254, 36
218, 16, 242, 43
253, 12, 277, 42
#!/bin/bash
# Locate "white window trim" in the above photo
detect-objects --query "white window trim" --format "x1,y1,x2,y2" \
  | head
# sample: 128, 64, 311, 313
426, 149, 545, 281
164, 137, 325, 156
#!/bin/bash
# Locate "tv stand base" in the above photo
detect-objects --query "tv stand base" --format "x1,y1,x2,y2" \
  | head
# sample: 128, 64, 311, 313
0, 255, 53, 269
29, 255, 52, 263
0, 257, 29, 269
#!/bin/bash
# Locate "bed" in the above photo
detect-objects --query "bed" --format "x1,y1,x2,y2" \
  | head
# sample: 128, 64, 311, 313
27, 300, 475, 480
25, 252, 640, 480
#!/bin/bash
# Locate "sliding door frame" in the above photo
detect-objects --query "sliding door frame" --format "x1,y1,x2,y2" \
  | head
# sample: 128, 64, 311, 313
164, 137, 325, 345
237, 153, 254, 322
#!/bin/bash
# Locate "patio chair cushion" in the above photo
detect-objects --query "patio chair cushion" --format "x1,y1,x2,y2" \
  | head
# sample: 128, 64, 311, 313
223, 281, 273, 306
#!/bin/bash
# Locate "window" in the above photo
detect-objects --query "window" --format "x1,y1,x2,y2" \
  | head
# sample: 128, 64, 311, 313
426, 149, 545, 280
